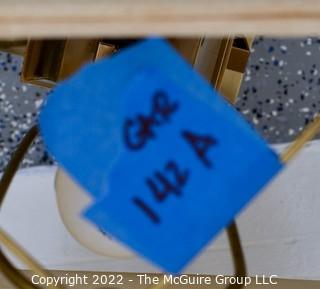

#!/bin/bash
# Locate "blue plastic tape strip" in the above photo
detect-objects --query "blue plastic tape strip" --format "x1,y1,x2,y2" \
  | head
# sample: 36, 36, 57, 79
39, 38, 283, 273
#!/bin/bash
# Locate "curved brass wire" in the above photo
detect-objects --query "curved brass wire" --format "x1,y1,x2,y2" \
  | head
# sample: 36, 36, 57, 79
0, 126, 39, 206
0, 125, 42, 289
0, 249, 38, 289
226, 221, 246, 289
281, 114, 320, 163
0, 228, 65, 289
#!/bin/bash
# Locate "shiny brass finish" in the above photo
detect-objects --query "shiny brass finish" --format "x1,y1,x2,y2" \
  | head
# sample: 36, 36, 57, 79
21, 39, 101, 88
169, 38, 202, 65
218, 37, 252, 104
0, 40, 27, 55
227, 37, 251, 74
95, 42, 117, 60
282, 114, 320, 164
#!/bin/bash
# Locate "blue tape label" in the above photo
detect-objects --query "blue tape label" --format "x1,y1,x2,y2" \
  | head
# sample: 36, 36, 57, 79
39, 38, 283, 273
84, 68, 283, 272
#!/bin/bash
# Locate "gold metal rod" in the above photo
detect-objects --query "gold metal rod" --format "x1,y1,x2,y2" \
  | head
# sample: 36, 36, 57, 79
281, 114, 320, 164
0, 228, 65, 289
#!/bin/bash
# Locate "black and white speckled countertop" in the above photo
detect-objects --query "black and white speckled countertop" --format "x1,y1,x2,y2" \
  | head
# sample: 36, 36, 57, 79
0, 51, 50, 170
1, 37, 320, 171
237, 37, 320, 144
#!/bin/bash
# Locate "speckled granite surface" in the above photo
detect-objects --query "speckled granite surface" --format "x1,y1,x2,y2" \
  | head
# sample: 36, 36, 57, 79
237, 37, 320, 143
0, 51, 51, 170
0, 37, 320, 171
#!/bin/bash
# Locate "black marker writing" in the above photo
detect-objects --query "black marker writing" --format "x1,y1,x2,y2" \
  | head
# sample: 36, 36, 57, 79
133, 197, 160, 224
146, 161, 189, 202
133, 161, 189, 223
182, 130, 217, 168
124, 90, 178, 150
